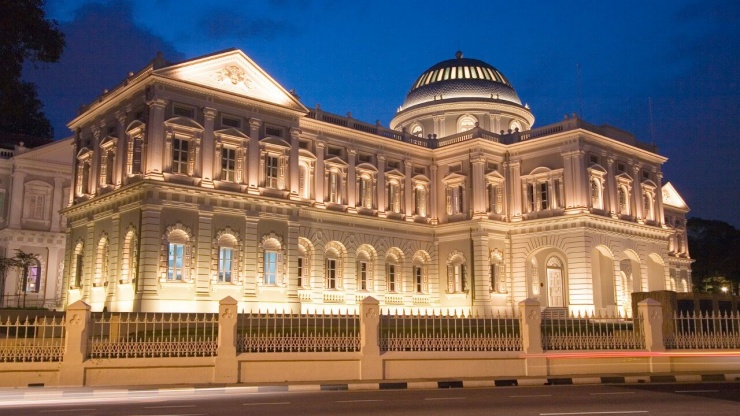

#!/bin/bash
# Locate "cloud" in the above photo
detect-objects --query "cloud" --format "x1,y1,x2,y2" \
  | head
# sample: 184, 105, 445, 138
197, 9, 299, 41
23, 1, 184, 139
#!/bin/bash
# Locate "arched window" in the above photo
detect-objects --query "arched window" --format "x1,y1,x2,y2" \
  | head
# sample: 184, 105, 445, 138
297, 239, 312, 289
359, 174, 374, 209
325, 242, 345, 290
489, 249, 504, 293
410, 123, 423, 137
298, 162, 310, 199
215, 229, 240, 284
163, 224, 194, 283
356, 249, 373, 291
24, 258, 41, 293
94, 234, 109, 287
386, 249, 403, 293
71, 241, 84, 289
260, 235, 284, 286
457, 115, 477, 133
545, 256, 564, 307
509, 120, 522, 132
413, 184, 427, 216
120, 227, 138, 284
412, 255, 428, 294
618, 186, 629, 215
446, 251, 467, 293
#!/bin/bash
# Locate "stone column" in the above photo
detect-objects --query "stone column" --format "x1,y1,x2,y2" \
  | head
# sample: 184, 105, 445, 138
247, 118, 262, 193
215, 296, 238, 383
632, 165, 644, 223
472, 229, 490, 311
471, 155, 486, 218
289, 128, 301, 200
195, 209, 214, 304
606, 157, 618, 218
508, 160, 522, 221
115, 111, 128, 187
144, 98, 167, 180
347, 149, 357, 211
655, 171, 666, 227
314, 141, 325, 207
50, 177, 64, 233
429, 164, 438, 224
376, 155, 386, 217
404, 160, 413, 220
201, 107, 217, 188
8, 171, 25, 228
59, 300, 91, 386
360, 296, 382, 380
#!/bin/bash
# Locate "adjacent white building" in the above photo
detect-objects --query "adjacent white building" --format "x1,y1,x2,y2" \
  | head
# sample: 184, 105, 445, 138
0, 138, 73, 308
60, 49, 692, 314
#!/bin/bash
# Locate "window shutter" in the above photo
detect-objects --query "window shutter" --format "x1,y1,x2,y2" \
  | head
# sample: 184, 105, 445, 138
461, 265, 467, 291
447, 265, 453, 292
445, 187, 452, 215
278, 156, 286, 189
184, 244, 192, 281
277, 252, 284, 285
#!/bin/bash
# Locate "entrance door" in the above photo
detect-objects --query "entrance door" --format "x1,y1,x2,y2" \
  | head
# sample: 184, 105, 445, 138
547, 268, 563, 307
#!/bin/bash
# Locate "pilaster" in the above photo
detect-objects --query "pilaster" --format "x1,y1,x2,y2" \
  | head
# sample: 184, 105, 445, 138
376, 155, 386, 217
114, 111, 127, 187
347, 149, 357, 211
471, 154, 486, 218
314, 141, 325, 207
606, 157, 618, 218
632, 165, 644, 223
200, 107, 217, 188
289, 128, 301, 199
429, 164, 438, 224
403, 160, 413, 220
144, 97, 167, 180
196, 209, 214, 297
508, 160, 522, 221
472, 229, 490, 310
137, 206, 162, 310
8, 171, 26, 228
247, 118, 262, 193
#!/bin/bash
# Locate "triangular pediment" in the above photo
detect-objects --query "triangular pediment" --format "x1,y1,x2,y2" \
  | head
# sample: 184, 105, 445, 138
14, 137, 74, 167
154, 49, 307, 113
662, 182, 690, 211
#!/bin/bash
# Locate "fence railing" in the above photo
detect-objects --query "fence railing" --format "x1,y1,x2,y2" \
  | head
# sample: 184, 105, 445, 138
88, 312, 219, 358
1, 295, 61, 310
0, 315, 65, 362
237, 311, 360, 353
380, 310, 521, 352
541, 310, 644, 351
665, 310, 740, 349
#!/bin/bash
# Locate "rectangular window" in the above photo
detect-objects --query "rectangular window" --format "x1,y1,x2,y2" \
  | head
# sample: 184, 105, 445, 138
26, 265, 40, 293
172, 138, 189, 174
540, 182, 549, 210
327, 146, 342, 157
414, 266, 424, 293
359, 261, 368, 290
265, 155, 279, 188
168, 243, 185, 280
297, 257, 304, 288
264, 251, 277, 285
387, 265, 396, 292
221, 148, 236, 181
265, 126, 283, 137
326, 259, 337, 289
329, 172, 339, 203
218, 247, 233, 283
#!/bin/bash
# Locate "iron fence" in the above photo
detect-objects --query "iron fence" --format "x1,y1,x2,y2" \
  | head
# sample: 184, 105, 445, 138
0, 315, 65, 362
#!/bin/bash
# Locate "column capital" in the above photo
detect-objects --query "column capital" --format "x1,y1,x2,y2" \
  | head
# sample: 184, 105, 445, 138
203, 107, 218, 119
289, 127, 302, 138
249, 118, 262, 129
315, 140, 326, 149
377, 154, 386, 162
404, 160, 412, 168
347, 148, 357, 156
146, 97, 167, 109
429, 164, 437, 172
115, 111, 127, 126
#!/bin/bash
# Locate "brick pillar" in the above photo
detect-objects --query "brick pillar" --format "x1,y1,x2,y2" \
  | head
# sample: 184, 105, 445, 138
215, 296, 239, 383
360, 296, 382, 380
59, 300, 91, 386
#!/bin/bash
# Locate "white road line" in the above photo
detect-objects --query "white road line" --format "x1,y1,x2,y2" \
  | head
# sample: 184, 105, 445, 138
511, 394, 553, 397
540, 412, 648, 415
590, 392, 636, 395
39, 410, 96, 413
144, 405, 197, 409
243, 401, 291, 406
424, 397, 466, 400
675, 390, 718, 393
336, 399, 384, 403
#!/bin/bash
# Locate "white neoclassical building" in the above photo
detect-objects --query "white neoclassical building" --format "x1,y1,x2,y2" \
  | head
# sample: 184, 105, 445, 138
60, 49, 692, 314
0, 138, 73, 308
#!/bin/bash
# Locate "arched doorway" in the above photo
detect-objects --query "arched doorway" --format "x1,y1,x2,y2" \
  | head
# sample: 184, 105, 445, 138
591, 246, 616, 310
546, 257, 564, 307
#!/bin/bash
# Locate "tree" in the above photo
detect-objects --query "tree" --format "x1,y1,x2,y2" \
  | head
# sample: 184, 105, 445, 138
0, 0, 65, 138
14, 250, 40, 308
687, 218, 740, 294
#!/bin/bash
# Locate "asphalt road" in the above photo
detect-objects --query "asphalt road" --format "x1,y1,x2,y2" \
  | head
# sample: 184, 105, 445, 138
1, 382, 738, 416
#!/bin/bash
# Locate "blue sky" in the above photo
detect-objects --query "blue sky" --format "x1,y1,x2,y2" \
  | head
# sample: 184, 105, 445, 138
25, 0, 740, 226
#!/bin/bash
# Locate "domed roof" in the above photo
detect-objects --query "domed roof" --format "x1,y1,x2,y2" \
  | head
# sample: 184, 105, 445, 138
399, 52, 522, 112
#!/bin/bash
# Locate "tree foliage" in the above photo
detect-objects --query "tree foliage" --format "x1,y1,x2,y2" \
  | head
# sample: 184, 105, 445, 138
687, 217, 740, 294
0, 0, 65, 138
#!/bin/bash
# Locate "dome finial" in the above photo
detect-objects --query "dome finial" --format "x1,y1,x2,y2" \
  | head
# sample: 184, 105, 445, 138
455, 50, 463, 59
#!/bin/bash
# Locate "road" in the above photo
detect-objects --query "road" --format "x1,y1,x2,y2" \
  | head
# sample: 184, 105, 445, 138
1, 382, 738, 415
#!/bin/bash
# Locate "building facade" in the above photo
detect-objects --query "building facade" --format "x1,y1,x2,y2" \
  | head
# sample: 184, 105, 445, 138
0, 138, 73, 308
61, 49, 692, 314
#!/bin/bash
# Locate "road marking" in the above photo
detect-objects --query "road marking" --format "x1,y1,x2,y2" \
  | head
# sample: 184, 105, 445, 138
675, 390, 718, 393
243, 401, 291, 406
541, 412, 648, 415
590, 392, 636, 395
337, 399, 384, 403
144, 405, 197, 409
511, 394, 553, 397
39, 410, 96, 413
424, 397, 466, 400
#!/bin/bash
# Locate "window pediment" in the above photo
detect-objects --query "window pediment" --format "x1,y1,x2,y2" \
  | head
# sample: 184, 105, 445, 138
298, 148, 316, 160
325, 156, 348, 167
484, 170, 505, 183
214, 128, 250, 142
100, 135, 117, 149
261, 136, 291, 148
641, 179, 657, 189
164, 116, 204, 132
616, 172, 633, 183
76, 147, 92, 159
442, 172, 466, 184
126, 120, 146, 136
412, 174, 431, 183
355, 162, 378, 173
384, 168, 405, 180
587, 164, 607, 175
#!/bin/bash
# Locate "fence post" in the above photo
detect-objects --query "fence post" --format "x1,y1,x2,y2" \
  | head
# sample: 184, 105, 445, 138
360, 296, 382, 380
215, 296, 238, 384
519, 298, 547, 376
638, 298, 670, 373
59, 300, 91, 386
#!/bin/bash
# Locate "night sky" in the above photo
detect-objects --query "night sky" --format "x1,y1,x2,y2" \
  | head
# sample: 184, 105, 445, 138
23, 0, 740, 227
